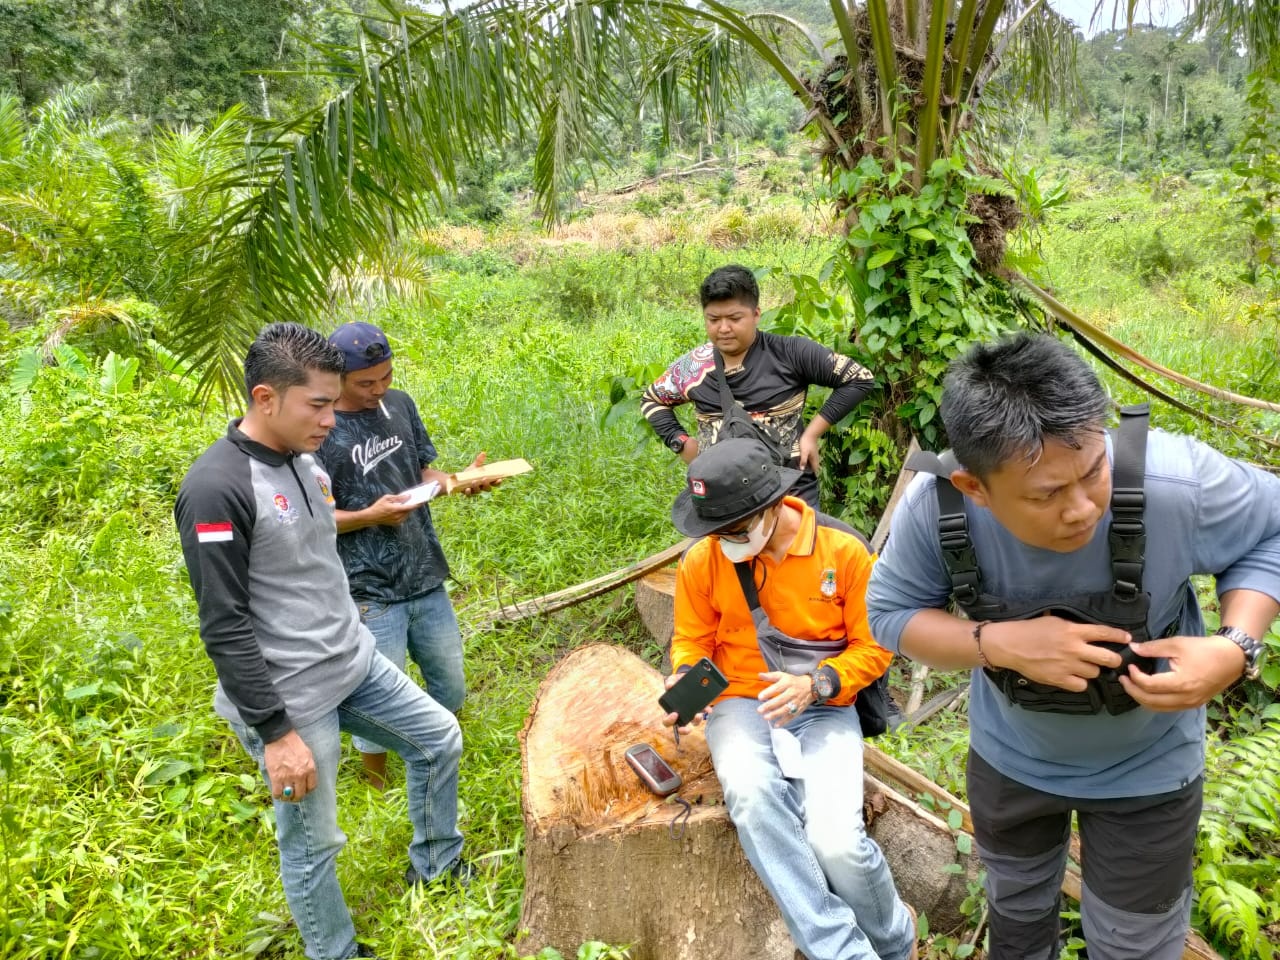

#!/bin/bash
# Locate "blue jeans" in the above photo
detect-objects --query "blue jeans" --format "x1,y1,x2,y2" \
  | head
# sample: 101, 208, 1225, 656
352, 584, 465, 754
705, 697, 914, 960
229, 653, 464, 960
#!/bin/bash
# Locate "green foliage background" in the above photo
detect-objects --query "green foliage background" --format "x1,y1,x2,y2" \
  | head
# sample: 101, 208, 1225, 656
3, 176, 1280, 955
2, 2, 1280, 956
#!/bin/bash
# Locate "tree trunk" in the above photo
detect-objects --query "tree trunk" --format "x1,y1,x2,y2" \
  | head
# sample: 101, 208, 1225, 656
517, 644, 981, 960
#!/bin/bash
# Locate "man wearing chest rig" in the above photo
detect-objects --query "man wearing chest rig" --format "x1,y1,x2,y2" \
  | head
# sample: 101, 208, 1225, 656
867, 333, 1279, 960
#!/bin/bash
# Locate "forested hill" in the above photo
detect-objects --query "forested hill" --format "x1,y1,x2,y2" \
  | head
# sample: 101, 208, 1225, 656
0, 0, 367, 120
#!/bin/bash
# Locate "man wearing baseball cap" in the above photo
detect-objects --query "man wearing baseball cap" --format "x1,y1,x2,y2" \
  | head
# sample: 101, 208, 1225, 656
316, 321, 493, 791
662, 437, 918, 960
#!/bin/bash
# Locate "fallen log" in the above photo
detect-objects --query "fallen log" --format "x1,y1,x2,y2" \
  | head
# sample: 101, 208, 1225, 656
517, 644, 981, 960
871, 436, 921, 553
483, 540, 692, 623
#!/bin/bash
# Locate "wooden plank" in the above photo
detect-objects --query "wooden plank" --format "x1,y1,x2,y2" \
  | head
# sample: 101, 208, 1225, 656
871, 435, 921, 553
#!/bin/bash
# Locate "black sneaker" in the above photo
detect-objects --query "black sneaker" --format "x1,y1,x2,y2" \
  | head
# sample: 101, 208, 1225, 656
353, 945, 379, 959
403, 856, 474, 890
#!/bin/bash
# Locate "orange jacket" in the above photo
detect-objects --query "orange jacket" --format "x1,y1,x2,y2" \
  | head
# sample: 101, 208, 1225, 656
671, 496, 891, 707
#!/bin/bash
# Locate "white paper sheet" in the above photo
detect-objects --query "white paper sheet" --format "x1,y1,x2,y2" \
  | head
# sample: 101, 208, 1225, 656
770, 727, 805, 780
400, 480, 441, 507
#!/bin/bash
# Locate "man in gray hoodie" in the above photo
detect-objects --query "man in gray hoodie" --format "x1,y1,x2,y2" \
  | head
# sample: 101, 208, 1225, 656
175, 323, 466, 960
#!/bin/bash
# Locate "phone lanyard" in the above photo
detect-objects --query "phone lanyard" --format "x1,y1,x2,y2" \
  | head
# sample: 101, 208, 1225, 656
669, 796, 692, 840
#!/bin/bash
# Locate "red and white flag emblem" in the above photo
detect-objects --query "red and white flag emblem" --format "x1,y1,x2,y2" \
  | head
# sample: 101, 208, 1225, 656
196, 522, 233, 543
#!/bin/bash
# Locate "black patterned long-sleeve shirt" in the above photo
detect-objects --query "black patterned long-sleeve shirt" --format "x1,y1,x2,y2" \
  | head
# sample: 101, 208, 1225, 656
640, 331, 877, 462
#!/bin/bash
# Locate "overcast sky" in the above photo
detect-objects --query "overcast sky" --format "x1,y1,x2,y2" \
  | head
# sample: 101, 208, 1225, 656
1049, 0, 1190, 36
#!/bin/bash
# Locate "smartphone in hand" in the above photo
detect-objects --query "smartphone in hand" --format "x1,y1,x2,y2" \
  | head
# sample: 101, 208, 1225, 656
624, 743, 682, 796
658, 657, 728, 726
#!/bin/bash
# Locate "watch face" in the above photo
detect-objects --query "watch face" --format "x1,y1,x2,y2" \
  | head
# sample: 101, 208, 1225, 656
814, 672, 834, 700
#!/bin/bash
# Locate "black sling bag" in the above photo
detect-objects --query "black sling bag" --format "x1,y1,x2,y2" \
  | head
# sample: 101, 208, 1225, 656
712, 349, 790, 467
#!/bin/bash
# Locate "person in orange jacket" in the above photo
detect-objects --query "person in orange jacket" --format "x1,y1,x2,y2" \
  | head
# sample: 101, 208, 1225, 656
662, 437, 917, 960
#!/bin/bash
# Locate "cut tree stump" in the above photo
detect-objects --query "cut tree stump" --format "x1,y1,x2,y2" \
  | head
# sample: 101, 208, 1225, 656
517, 644, 980, 960
634, 568, 677, 663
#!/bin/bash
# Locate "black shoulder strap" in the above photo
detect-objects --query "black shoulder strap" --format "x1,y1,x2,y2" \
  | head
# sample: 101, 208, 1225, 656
712, 349, 737, 421
905, 449, 982, 606
1108, 404, 1149, 600
733, 559, 761, 610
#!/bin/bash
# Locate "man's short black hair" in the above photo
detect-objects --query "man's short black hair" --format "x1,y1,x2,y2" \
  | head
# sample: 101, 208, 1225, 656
700, 265, 759, 309
243, 323, 346, 402
941, 332, 1111, 478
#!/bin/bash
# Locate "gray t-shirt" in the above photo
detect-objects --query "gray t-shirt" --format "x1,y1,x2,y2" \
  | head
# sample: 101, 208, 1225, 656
868, 429, 1280, 798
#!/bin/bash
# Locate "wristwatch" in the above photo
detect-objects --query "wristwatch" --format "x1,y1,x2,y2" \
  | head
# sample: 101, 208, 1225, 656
668, 433, 690, 454
1215, 625, 1264, 681
810, 667, 836, 704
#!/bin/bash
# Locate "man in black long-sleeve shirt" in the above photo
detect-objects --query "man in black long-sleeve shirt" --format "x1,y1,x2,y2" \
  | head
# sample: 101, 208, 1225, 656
640, 265, 877, 508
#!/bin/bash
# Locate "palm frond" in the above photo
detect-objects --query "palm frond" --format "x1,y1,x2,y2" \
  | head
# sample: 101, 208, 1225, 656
40, 296, 148, 356
0, 92, 24, 164
1184, 0, 1278, 73
991, 1, 1080, 119
327, 244, 439, 312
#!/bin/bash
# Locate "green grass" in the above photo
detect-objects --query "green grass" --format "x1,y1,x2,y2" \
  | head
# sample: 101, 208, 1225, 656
2, 180, 1278, 959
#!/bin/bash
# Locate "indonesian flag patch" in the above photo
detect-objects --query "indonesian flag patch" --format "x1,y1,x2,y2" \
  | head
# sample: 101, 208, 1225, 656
195, 521, 233, 544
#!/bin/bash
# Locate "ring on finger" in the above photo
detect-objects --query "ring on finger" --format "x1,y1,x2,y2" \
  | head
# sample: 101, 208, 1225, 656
787, 703, 798, 715
282, 785, 295, 800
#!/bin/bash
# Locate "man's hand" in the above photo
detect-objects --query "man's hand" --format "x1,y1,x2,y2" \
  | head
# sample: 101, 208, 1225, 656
364, 493, 417, 526
797, 434, 821, 474
264, 729, 317, 802
982, 617, 1129, 692
1119, 634, 1248, 712
757, 671, 814, 726
660, 671, 712, 732
679, 438, 701, 465
449, 451, 503, 495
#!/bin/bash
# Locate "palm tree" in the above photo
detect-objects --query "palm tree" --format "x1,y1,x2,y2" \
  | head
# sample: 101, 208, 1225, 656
1180, 60, 1198, 132
1146, 71, 1162, 135
1118, 71, 1135, 165
1162, 39, 1178, 117
163, 0, 1280, 405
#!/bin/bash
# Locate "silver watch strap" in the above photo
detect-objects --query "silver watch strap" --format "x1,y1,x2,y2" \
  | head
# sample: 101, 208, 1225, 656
1215, 625, 1263, 681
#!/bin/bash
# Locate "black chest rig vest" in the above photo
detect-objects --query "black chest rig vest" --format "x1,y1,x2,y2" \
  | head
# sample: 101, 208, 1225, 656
906, 405, 1171, 716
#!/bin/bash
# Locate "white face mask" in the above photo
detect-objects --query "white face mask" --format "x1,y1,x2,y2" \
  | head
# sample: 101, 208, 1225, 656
718, 510, 774, 563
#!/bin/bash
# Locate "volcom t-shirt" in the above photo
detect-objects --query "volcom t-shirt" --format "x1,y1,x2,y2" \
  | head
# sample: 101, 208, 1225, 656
316, 389, 449, 603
